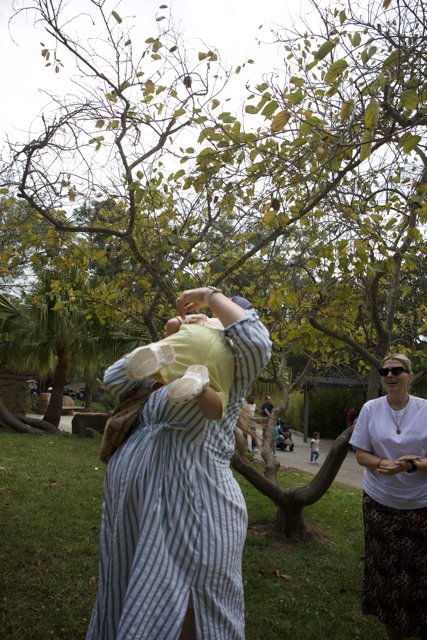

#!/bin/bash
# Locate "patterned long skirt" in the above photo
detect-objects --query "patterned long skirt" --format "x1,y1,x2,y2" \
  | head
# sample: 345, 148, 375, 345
362, 493, 427, 638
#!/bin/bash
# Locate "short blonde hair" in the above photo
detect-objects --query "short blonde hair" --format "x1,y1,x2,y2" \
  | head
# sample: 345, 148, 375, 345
381, 353, 412, 374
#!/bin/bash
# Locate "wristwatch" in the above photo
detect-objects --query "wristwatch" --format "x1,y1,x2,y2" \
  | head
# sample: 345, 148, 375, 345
204, 286, 222, 304
406, 460, 417, 474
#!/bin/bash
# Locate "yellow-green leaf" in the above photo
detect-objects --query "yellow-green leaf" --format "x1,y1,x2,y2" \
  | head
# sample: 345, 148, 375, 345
9, 257, 20, 268
135, 188, 144, 204
314, 40, 336, 60
382, 49, 399, 69
262, 210, 277, 226
340, 101, 353, 123
398, 133, 421, 154
111, 11, 122, 23
324, 59, 348, 84
245, 105, 260, 115
289, 89, 304, 105
400, 90, 419, 111
360, 131, 372, 161
261, 101, 279, 118
361, 46, 377, 64
290, 76, 305, 87
364, 99, 379, 130
352, 32, 361, 46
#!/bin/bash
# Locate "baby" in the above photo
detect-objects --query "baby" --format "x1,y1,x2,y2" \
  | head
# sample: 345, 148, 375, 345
125, 312, 235, 418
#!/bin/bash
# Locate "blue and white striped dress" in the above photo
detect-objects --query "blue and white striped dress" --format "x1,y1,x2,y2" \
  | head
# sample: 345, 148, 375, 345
86, 310, 271, 640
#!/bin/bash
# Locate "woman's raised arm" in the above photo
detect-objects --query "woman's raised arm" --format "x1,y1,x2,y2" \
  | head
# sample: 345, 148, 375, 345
176, 287, 245, 328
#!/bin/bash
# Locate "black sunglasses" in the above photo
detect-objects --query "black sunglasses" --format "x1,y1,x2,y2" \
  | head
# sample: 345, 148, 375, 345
378, 366, 409, 377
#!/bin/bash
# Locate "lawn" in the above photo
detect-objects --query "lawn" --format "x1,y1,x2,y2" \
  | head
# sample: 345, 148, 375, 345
0, 432, 384, 640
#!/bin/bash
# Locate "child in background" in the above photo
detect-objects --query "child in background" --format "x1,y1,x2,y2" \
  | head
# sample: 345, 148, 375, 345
246, 396, 258, 452
309, 431, 320, 464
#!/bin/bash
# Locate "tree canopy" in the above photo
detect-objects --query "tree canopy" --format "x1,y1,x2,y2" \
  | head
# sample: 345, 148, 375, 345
2, 0, 426, 385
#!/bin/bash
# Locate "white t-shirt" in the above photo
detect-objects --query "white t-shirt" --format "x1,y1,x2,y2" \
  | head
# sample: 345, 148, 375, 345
349, 395, 427, 509
246, 403, 256, 417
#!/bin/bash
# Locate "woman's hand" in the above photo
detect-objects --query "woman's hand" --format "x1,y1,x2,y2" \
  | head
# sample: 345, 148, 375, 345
377, 457, 422, 475
377, 459, 407, 475
176, 288, 246, 328
395, 454, 422, 462
395, 454, 423, 471
176, 288, 212, 316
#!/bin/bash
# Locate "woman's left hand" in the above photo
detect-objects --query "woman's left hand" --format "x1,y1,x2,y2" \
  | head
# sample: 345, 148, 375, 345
176, 288, 211, 316
395, 454, 423, 471
176, 287, 246, 328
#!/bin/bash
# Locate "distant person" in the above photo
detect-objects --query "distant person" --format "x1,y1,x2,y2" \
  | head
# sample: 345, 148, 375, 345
309, 432, 320, 464
346, 406, 358, 427
275, 420, 294, 452
27, 380, 38, 397
347, 406, 359, 452
261, 395, 274, 419
275, 421, 285, 452
280, 422, 294, 452
246, 395, 258, 452
260, 395, 274, 447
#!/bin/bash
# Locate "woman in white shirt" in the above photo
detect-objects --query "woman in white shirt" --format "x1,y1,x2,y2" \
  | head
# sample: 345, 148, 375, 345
350, 354, 427, 640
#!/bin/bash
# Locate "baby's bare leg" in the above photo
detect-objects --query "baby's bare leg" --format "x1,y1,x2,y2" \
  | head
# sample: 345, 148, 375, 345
196, 386, 223, 420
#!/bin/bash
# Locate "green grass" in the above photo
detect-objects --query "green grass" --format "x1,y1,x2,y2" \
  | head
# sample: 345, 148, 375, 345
0, 433, 384, 640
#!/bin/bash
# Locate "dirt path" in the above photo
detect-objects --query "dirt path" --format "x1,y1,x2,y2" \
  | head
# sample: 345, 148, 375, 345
254, 431, 364, 489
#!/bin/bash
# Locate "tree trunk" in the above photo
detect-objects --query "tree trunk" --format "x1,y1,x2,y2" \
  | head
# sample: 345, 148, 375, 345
43, 344, 69, 428
0, 398, 56, 434
261, 415, 281, 483
232, 425, 354, 540
16, 414, 60, 433
366, 366, 381, 400
275, 498, 307, 540
84, 378, 93, 409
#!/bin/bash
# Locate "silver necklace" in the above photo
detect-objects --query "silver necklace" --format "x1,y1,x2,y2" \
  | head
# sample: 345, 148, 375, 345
386, 397, 409, 435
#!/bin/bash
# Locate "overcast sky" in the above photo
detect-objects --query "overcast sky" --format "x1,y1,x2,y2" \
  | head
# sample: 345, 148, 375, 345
0, 0, 315, 142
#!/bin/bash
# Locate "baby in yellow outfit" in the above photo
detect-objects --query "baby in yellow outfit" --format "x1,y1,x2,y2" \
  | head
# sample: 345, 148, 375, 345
125, 313, 235, 418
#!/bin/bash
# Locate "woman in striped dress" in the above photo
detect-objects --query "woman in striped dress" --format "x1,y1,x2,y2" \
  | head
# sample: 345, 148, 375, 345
86, 287, 272, 640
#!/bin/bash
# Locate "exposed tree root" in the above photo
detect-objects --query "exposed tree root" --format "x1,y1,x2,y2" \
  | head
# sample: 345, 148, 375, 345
0, 399, 60, 435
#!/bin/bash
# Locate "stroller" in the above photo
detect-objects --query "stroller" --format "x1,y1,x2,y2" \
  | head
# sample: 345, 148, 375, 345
275, 420, 294, 452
